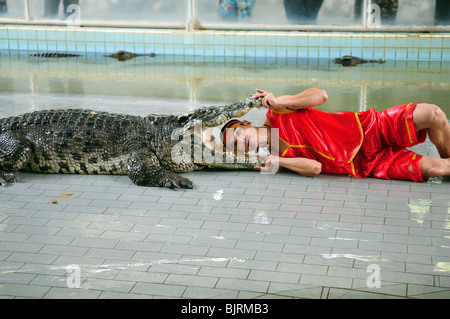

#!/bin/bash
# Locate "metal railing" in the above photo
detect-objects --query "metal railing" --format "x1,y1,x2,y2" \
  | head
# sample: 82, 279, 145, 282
0, 0, 448, 32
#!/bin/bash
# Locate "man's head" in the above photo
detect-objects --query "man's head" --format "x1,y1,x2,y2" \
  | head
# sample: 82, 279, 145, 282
220, 119, 269, 153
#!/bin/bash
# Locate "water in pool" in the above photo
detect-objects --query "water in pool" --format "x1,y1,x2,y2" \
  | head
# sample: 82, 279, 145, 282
0, 50, 448, 127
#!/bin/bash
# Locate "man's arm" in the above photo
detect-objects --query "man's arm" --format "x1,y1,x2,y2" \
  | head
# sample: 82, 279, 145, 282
253, 88, 328, 112
256, 155, 322, 178
278, 157, 322, 177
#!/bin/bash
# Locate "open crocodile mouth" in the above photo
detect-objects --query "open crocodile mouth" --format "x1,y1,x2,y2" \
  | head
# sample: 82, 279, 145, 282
178, 91, 263, 131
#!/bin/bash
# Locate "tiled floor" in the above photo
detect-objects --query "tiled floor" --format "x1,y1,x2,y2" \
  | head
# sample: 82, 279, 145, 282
0, 137, 449, 299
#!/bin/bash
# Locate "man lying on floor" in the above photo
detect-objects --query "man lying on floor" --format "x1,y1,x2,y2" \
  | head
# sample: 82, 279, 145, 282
221, 88, 450, 182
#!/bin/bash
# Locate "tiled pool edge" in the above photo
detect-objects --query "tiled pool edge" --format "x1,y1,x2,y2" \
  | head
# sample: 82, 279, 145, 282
1, 25, 449, 62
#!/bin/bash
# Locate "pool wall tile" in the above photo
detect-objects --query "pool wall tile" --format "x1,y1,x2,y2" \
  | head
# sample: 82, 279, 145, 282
0, 25, 448, 61
18, 40, 27, 51
395, 49, 407, 60
442, 36, 449, 48
298, 47, 308, 58
330, 35, 340, 47
373, 36, 385, 48
351, 47, 363, 57
318, 47, 329, 59
442, 50, 450, 61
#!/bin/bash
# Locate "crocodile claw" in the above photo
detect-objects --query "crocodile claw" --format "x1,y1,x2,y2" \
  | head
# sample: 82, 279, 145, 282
0, 171, 19, 187
163, 173, 194, 189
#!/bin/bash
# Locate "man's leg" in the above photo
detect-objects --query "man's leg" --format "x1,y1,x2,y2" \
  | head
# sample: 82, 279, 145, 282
419, 156, 450, 179
413, 103, 450, 158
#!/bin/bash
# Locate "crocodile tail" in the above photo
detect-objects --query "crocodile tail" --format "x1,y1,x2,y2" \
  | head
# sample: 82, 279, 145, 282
30, 53, 81, 58
364, 58, 386, 64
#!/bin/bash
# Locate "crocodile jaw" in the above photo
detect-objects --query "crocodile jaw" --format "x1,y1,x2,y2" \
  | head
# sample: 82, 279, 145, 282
179, 92, 263, 130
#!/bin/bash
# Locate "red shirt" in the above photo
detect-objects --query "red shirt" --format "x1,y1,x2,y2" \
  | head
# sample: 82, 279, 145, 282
264, 108, 364, 177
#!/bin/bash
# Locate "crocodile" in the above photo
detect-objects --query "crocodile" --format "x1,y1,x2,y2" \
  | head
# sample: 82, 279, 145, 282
30, 51, 156, 61
0, 93, 263, 189
30, 53, 81, 58
105, 50, 157, 61
333, 55, 386, 67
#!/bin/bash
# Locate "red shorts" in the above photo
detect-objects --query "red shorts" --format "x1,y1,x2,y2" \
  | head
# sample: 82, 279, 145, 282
354, 103, 427, 182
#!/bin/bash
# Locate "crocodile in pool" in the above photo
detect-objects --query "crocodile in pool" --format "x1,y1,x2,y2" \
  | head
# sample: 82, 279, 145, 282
105, 50, 157, 61
30, 53, 81, 58
333, 55, 386, 67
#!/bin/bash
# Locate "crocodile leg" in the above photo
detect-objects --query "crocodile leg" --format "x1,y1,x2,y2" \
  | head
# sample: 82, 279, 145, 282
0, 171, 20, 186
127, 148, 193, 189
0, 131, 32, 186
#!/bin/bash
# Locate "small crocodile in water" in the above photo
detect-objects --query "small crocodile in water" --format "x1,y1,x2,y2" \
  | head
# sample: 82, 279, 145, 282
0, 93, 264, 189
30, 53, 81, 58
105, 50, 157, 61
30, 51, 156, 61
333, 55, 386, 67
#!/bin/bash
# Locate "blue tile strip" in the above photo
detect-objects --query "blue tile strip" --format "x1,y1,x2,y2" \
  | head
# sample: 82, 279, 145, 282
0, 26, 448, 61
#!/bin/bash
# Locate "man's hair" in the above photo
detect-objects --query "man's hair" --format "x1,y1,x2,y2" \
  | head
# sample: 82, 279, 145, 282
220, 119, 242, 146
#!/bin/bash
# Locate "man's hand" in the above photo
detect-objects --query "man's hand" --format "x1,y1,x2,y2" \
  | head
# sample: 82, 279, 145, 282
252, 89, 283, 111
254, 155, 280, 174
253, 88, 328, 112
254, 155, 322, 178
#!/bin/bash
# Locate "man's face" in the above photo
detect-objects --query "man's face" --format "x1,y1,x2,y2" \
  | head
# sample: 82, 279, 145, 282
224, 122, 265, 153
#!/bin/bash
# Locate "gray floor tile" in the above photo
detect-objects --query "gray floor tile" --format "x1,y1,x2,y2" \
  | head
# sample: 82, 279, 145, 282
1, 137, 449, 299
